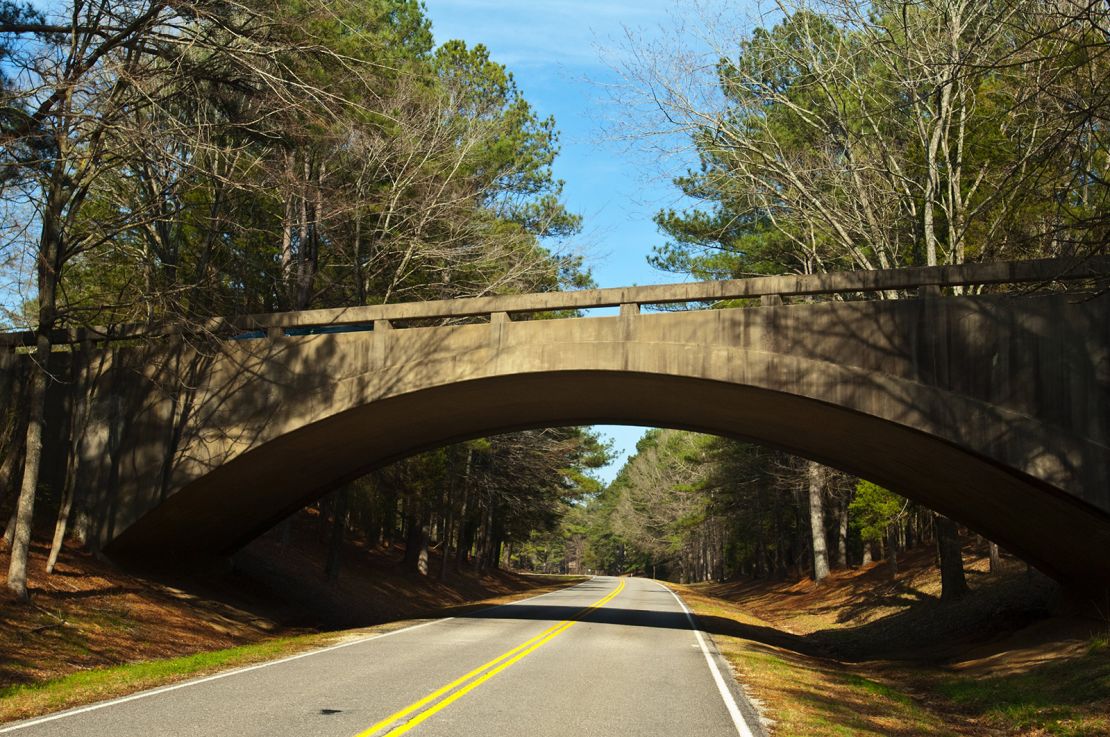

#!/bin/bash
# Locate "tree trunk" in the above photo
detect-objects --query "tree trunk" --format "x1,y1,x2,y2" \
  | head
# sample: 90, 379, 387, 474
457, 516, 474, 570
0, 405, 24, 511
476, 504, 493, 573
324, 489, 347, 581
7, 158, 66, 598
454, 449, 473, 571
402, 495, 430, 577
6, 335, 49, 599
989, 541, 1002, 573
416, 515, 430, 576
295, 156, 310, 309
1, 410, 25, 547
45, 475, 75, 575
46, 344, 93, 574
3, 490, 17, 545
382, 492, 398, 550
439, 506, 453, 581
280, 149, 295, 307
886, 527, 899, 580
935, 514, 969, 600
318, 495, 334, 541
403, 498, 422, 570
491, 535, 503, 572
836, 493, 849, 569
807, 461, 830, 583
439, 453, 460, 582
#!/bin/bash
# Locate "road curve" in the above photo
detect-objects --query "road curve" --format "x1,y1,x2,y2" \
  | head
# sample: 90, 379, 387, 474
1, 576, 763, 737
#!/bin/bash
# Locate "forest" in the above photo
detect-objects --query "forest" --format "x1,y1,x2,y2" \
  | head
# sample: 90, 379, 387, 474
1, 0, 1109, 601
523, 429, 980, 598
0, 0, 604, 598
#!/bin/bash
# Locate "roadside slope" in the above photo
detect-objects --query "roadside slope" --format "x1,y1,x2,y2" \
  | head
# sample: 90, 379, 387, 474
673, 547, 1110, 737
1, 518, 584, 723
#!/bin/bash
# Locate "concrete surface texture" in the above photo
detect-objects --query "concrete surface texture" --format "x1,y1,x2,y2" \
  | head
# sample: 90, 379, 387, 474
1, 259, 1108, 587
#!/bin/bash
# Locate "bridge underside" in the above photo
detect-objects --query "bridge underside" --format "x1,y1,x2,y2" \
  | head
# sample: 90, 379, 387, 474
105, 369, 1110, 587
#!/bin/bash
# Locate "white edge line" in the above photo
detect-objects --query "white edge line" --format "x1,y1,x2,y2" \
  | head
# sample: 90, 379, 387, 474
656, 580, 758, 737
0, 576, 591, 733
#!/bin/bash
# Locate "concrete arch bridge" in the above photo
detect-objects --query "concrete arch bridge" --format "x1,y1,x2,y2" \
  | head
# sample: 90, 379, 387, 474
2, 258, 1108, 588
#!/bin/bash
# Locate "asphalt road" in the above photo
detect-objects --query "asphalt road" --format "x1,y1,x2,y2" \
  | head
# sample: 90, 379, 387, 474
1, 576, 762, 737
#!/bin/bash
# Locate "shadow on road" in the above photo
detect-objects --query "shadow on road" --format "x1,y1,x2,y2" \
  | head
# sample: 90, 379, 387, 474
463, 602, 831, 658
462, 571, 1060, 664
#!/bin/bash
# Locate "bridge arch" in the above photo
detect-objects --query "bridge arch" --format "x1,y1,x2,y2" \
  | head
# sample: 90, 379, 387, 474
73, 286, 1108, 588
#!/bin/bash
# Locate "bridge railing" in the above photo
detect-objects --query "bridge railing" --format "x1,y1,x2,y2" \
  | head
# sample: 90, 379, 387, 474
2, 256, 1107, 348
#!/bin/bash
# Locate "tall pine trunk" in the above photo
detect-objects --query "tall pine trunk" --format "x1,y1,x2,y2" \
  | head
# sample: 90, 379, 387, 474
416, 513, 430, 576
6, 344, 48, 598
988, 541, 1002, 573
807, 461, 830, 582
324, 489, 348, 581
7, 166, 65, 599
886, 527, 899, 579
46, 342, 93, 574
935, 514, 969, 600
0, 417, 25, 542
836, 493, 849, 569
453, 450, 473, 571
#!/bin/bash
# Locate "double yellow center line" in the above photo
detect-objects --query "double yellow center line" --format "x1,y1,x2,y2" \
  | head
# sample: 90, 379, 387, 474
353, 578, 626, 737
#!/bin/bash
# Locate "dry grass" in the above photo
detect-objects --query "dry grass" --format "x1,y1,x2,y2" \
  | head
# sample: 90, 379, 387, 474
0, 521, 585, 724
0, 541, 288, 691
674, 543, 1110, 737
675, 583, 962, 737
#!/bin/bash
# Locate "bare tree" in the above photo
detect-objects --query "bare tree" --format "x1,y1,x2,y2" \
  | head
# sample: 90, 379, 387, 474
613, 0, 1109, 274
0, 0, 369, 597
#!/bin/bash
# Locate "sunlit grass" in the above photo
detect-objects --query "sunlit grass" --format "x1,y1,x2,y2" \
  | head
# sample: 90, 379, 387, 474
721, 644, 954, 737
672, 583, 1110, 737
934, 638, 1110, 737
674, 584, 955, 737
0, 633, 334, 724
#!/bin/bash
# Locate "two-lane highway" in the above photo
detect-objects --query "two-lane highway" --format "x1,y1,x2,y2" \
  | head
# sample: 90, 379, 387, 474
1, 577, 762, 736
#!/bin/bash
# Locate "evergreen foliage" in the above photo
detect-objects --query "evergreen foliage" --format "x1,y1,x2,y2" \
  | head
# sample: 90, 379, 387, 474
0, 0, 598, 587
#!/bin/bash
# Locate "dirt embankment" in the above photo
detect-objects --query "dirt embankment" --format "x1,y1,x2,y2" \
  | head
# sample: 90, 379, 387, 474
0, 513, 577, 691
680, 542, 1110, 737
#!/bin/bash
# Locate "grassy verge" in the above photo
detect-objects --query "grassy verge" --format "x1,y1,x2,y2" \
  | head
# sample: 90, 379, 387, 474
0, 631, 338, 724
674, 584, 956, 737
927, 638, 1110, 737
0, 573, 586, 725
673, 582, 1110, 737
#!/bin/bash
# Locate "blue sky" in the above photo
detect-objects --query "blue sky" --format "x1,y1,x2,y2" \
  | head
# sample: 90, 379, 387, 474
424, 0, 695, 483
426, 0, 682, 289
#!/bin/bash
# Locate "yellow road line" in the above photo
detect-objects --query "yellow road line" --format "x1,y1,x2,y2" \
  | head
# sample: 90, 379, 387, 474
352, 620, 567, 736
354, 579, 626, 737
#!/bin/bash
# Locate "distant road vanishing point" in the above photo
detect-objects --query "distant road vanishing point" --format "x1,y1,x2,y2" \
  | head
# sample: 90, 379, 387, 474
0, 577, 763, 737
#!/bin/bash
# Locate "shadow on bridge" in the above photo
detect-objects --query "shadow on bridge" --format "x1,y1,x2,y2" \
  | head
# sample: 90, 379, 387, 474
8, 261, 1107, 591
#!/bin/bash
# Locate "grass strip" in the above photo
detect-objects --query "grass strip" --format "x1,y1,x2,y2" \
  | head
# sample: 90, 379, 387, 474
671, 584, 957, 737
0, 632, 336, 725
932, 639, 1110, 737
674, 582, 1110, 737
